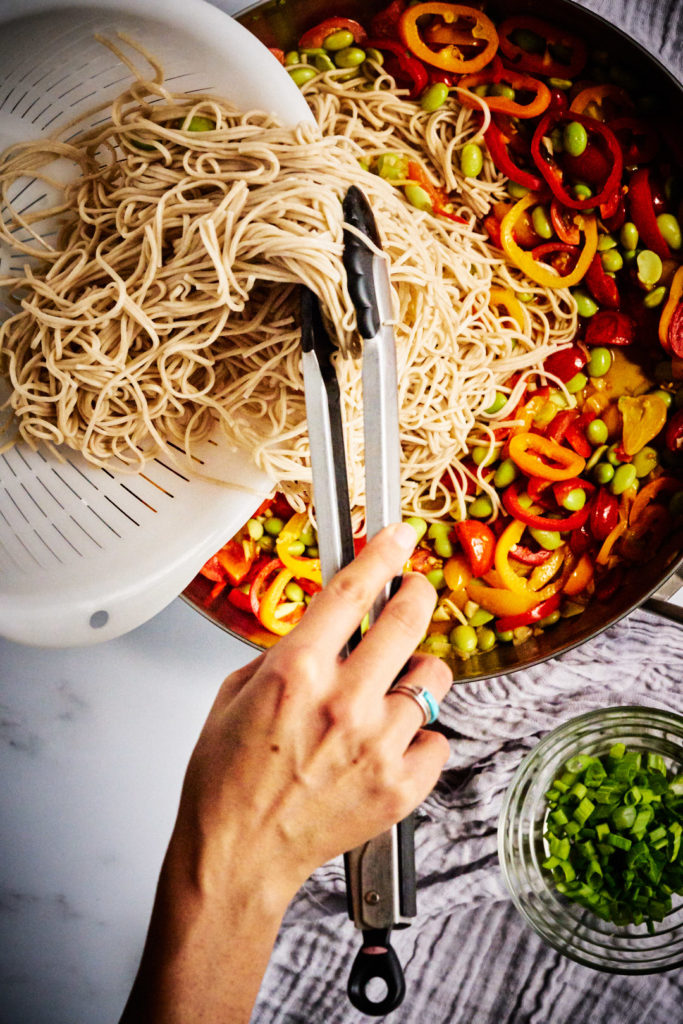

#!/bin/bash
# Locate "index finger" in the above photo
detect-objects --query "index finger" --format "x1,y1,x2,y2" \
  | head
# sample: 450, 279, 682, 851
276, 522, 417, 657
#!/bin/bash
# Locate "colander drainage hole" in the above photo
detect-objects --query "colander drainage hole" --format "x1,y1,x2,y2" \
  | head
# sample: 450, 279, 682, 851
90, 610, 109, 629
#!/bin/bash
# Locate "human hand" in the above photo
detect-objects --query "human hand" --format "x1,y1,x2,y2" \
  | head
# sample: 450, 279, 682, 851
171, 521, 452, 906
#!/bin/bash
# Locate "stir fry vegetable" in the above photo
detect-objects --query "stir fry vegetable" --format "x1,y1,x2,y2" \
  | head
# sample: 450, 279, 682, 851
542, 745, 683, 931
196, 2, 683, 660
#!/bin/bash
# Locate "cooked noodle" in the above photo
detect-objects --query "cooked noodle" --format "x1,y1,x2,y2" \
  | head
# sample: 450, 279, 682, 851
0, 36, 578, 526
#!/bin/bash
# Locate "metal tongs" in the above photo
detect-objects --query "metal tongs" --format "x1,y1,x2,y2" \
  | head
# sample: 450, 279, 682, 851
300, 186, 416, 1017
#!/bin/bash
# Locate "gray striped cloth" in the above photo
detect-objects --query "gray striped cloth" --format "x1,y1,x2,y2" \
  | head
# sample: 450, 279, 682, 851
247, 0, 683, 1019
252, 611, 683, 1023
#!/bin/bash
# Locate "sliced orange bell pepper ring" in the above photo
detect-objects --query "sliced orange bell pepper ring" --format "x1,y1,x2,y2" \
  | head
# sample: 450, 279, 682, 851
659, 266, 683, 354
465, 579, 541, 617
569, 84, 633, 120
488, 286, 526, 331
500, 193, 598, 289
399, 3, 498, 74
509, 432, 586, 481
458, 68, 550, 119
275, 512, 322, 584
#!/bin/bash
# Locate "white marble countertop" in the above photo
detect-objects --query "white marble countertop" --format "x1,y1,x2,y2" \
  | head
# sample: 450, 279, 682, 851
1, 2, 682, 1023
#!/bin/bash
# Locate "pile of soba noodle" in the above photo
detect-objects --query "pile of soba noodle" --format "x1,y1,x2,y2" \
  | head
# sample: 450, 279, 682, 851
0, 37, 577, 525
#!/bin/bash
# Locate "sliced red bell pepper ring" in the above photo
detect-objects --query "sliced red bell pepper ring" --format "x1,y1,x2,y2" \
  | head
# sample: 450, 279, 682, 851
249, 557, 284, 617
584, 252, 620, 310
628, 167, 672, 260
589, 487, 620, 542
458, 67, 551, 119
600, 190, 626, 232
497, 16, 587, 79
550, 199, 580, 245
494, 592, 562, 633
366, 36, 429, 98
370, 0, 408, 40
454, 519, 496, 577
531, 111, 623, 212
584, 310, 636, 347
484, 120, 545, 191
227, 587, 254, 612
543, 345, 587, 383
398, 3, 498, 74
609, 116, 659, 165
502, 479, 591, 532
215, 538, 256, 585
298, 17, 367, 51
510, 544, 553, 565
659, 266, 683, 356
553, 477, 594, 507
531, 240, 580, 277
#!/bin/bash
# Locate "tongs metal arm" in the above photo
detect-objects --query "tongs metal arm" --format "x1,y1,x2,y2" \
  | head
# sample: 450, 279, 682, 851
301, 186, 416, 1017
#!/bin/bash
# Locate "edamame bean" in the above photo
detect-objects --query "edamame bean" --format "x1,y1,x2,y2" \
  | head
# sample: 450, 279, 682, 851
529, 528, 564, 550
284, 581, 305, 602
610, 463, 637, 495
187, 116, 215, 131
601, 249, 623, 272
334, 46, 366, 68
597, 233, 618, 251
563, 120, 588, 157
507, 181, 529, 199
450, 624, 478, 653
264, 516, 284, 535
620, 221, 639, 250
307, 545, 319, 557
573, 182, 592, 200
586, 418, 608, 445
287, 541, 306, 557
299, 524, 316, 547
644, 285, 667, 308
460, 142, 483, 178
323, 28, 355, 50
562, 488, 586, 511
510, 28, 545, 53
472, 445, 496, 466
593, 462, 615, 484
376, 152, 407, 180
496, 628, 514, 642
284, 51, 301, 66
622, 249, 637, 264
632, 445, 657, 478
434, 535, 454, 559
421, 633, 451, 655
538, 609, 561, 627
566, 371, 588, 393
426, 568, 446, 589
405, 516, 428, 542
476, 627, 497, 652
473, 84, 489, 97
469, 495, 493, 518
518, 292, 534, 302
246, 518, 264, 540
532, 204, 553, 239
428, 522, 451, 540
365, 47, 384, 65
421, 82, 449, 112
606, 442, 622, 466
548, 77, 573, 90
468, 607, 494, 627
494, 458, 518, 489
485, 391, 507, 414
288, 66, 317, 86
258, 535, 275, 552
490, 83, 515, 100
637, 249, 662, 287
404, 183, 432, 211
656, 213, 682, 250
572, 289, 598, 318
587, 346, 612, 377
652, 388, 673, 408
314, 53, 336, 72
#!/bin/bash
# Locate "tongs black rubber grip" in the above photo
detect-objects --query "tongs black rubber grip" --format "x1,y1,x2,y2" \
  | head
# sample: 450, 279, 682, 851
342, 186, 381, 339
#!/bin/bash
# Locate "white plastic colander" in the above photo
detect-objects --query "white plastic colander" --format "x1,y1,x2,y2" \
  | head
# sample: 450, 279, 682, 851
0, 0, 313, 647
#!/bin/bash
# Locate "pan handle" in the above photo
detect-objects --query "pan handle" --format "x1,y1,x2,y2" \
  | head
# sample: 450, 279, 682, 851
641, 570, 683, 626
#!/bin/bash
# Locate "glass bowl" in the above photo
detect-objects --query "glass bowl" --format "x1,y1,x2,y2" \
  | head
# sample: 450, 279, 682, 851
498, 706, 683, 973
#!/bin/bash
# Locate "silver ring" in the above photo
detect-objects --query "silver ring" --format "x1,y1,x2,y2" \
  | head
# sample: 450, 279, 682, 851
387, 683, 439, 727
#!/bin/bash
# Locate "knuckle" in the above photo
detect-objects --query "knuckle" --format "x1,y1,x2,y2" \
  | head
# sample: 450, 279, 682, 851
265, 643, 322, 694
322, 693, 366, 736
326, 568, 371, 611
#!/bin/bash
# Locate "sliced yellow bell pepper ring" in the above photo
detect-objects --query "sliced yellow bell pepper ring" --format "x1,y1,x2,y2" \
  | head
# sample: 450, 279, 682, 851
275, 512, 322, 584
465, 579, 541, 616
489, 287, 526, 331
509, 432, 586, 481
500, 193, 598, 289
258, 567, 297, 635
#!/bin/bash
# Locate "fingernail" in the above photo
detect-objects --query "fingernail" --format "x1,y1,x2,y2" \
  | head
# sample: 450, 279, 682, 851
389, 521, 418, 553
